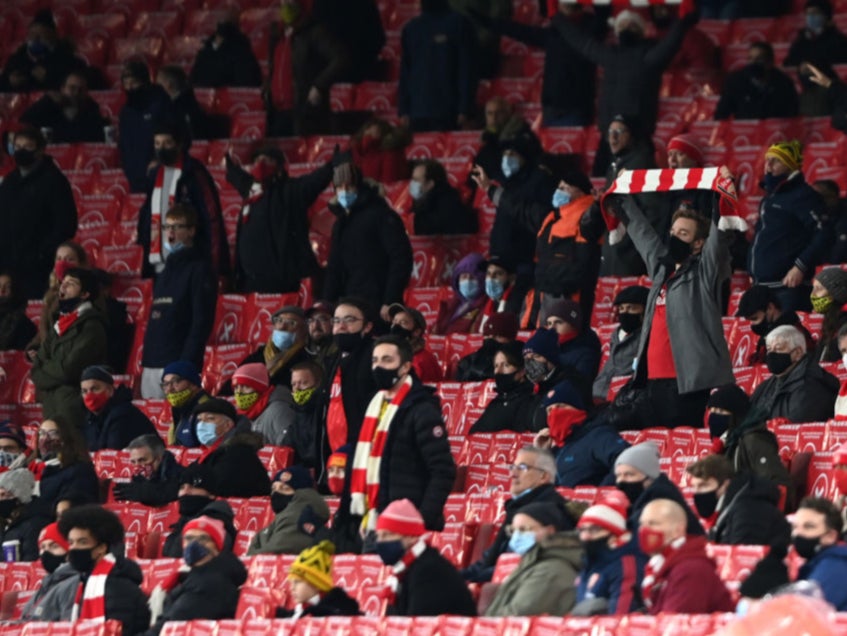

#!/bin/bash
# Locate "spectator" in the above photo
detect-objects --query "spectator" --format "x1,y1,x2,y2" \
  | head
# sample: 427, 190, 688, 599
449, 0, 511, 79
79, 366, 156, 452
349, 336, 455, 533
638, 499, 733, 614
323, 447, 349, 496
816, 179, 847, 263
477, 256, 527, 333
113, 434, 183, 507
485, 501, 581, 616
140, 205, 217, 399
227, 145, 332, 294
0, 469, 50, 561
398, 0, 476, 132
455, 312, 519, 381
523, 328, 575, 397
472, 97, 515, 184
146, 516, 247, 634
469, 342, 538, 434
281, 362, 325, 471
277, 540, 361, 618
324, 155, 413, 315
0, 422, 28, 470
811, 266, 847, 362
387, 304, 443, 382
0, 270, 37, 351
160, 361, 212, 447
593, 286, 648, 402
541, 299, 601, 394
573, 503, 646, 616
155, 65, 213, 141
0, 126, 77, 300
735, 284, 815, 366
435, 252, 487, 336
136, 124, 228, 277
30, 242, 89, 351
792, 497, 847, 610
58, 505, 150, 633
248, 466, 330, 555
312, 0, 386, 83
232, 362, 295, 446
20, 523, 73, 621
30, 268, 107, 428
190, 14, 263, 88
715, 41, 799, 120
20, 70, 106, 143
350, 119, 411, 185
117, 59, 173, 193
463, 447, 569, 583
805, 62, 847, 132
304, 301, 337, 370
750, 325, 839, 422
376, 499, 476, 616
409, 159, 478, 235
33, 417, 99, 515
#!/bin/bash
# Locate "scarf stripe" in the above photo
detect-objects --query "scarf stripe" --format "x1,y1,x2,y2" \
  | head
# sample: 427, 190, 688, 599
641, 536, 685, 609
242, 180, 264, 223
71, 553, 116, 623
54, 301, 92, 336
149, 163, 183, 265
381, 536, 428, 605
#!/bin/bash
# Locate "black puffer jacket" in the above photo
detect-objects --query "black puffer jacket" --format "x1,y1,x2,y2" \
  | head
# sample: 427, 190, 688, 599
0, 501, 53, 561
38, 461, 100, 512
469, 380, 539, 434
277, 587, 361, 618
455, 339, 498, 382
750, 354, 839, 423
389, 546, 476, 617
198, 433, 272, 498
163, 500, 237, 559
99, 556, 151, 635
83, 385, 158, 451
629, 473, 704, 536
710, 473, 792, 546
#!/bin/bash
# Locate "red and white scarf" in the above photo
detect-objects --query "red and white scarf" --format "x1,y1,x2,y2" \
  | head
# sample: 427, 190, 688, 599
549, 0, 694, 14
54, 301, 92, 337
71, 553, 116, 623
381, 536, 428, 606
241, 180, 264, 223
149, 163, 183, 265
350, 375, 414, 520
641, 536, 685, 609
600, 166, 743, 245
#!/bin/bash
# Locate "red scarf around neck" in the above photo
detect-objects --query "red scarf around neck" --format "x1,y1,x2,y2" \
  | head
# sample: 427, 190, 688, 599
72, 553, 116, 622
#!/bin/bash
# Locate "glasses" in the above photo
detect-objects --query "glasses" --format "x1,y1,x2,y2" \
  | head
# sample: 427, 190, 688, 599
161, 223, 190, 231
332, 316, 363, 325
508, 463, 544, 474
38, 429, 60, 439
160, 377, 185, 390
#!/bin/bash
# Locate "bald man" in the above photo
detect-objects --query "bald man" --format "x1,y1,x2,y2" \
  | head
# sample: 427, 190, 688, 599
638, 499, 733, 614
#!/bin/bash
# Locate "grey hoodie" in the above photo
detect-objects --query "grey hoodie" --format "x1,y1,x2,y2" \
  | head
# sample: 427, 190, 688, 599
21, 563, 80, 621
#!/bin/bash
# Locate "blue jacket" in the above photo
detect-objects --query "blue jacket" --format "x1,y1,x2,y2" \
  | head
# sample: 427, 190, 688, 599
553, 415, 628, 487
558, 329, 602, 385
576, 540, 647, 614
799, 543, 847, 611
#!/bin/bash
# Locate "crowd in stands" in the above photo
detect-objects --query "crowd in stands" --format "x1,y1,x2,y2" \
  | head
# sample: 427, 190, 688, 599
5, 0, 847, 633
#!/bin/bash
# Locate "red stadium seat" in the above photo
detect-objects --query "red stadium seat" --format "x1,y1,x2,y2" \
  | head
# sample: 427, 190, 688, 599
209, 294, 248, 345
352, 82, 398, 113
230, 111, 267, 140
130, 11, 183, 39
201, 343, 251, 394
214, 88, 265, 116
76, 13, 128, 40
111, 36, 165, 66
165, 36, 205, 67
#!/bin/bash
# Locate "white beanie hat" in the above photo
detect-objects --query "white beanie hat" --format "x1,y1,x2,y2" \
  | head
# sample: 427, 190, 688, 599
0, 468, 35, 504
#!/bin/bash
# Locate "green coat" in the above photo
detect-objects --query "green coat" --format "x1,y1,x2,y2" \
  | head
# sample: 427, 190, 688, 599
247, 488, 330, 555
30, 303, 108, 428
485, 532, 583, 617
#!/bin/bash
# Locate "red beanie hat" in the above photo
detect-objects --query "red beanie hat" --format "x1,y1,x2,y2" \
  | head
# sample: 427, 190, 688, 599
232, 363, 270, 393
376, 499, 425, 536
39, 522, 69, 551
667, 134, 705, 167
578, 504, 628, 537
183, 515, 226, 551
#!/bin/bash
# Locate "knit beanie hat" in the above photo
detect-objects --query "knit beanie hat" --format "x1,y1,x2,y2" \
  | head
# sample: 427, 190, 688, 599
523, 328, 560, 366
765, 140, 803, 172
0, 421, 26, 449
542, 380, 584, 410
707, 384, 751, 420
544, 299, 582, 331
613, 285, 649, 307
193, 397, 237, 422
273, 465, 314, 490
667, 134, 705, 166
815, 267, 847, 304
327, 446, 351, 470
272, 305, 304, 319
179, 463, 218, 495
232, 363, 270, 393
561, 170, 593, 197
484, 312, 519, 340
39, 522, 69, 551
518, 502, 568, 531
289, 540, 335, 593
162, 360, 201, 386
183, 515, 226, 551
376, 498, 426, 536
451, 252, 486, 294
614, 442, 661, 480
80, 365, 114, 384
578, 504, 628, 537
0, 468, 35, 504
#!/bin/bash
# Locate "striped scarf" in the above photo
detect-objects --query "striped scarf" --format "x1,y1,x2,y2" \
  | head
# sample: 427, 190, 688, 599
71, 553, 116, 622
600, 166, 743, 245
241, 180, 264, 223
350, 375, 414, 519
54, 301, 92, 337
641, 536, 685, 609
381, 536, 428, 606
548, 0, 694, 14
149, 163, 183, 265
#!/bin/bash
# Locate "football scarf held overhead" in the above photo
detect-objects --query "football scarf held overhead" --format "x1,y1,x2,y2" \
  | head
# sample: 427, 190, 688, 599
548, 0, 695, 16
149, 162, 183, 265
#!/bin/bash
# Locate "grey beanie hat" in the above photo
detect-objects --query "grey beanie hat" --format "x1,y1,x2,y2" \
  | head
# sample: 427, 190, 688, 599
614, 442, 661, 480
0, 468, 35, 504
815, 267, 847, 305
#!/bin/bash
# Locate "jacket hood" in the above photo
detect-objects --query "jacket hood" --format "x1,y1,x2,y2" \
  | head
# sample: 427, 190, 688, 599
197, 550, 247, 586
201, 499, 236, 525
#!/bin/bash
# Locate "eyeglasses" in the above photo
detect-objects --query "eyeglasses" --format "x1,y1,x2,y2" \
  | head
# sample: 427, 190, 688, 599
38, 429, 60, 439
508, 463, 544, 474
161, 223, 190, 231
332, 316, 363, 325
160, 377, 185, 390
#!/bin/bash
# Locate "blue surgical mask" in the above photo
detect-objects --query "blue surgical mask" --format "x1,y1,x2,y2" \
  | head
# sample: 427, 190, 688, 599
508, 530, 537, 556
807, 13, 826, 34
458, 278, 480, 300
272, 329, 295, 350
501, 155, 521, 179
337, 190, 357, 209
196, 420, 218, 446
183, 540, 210, 566
376, 539, 406, 566
164, 241, 184, 255
552, 189, 571, 209
409, 180, 424, 201
485, 277, 505, 301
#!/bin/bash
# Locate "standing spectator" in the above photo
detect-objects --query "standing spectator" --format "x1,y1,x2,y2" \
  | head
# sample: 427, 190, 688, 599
469, 342, 538, 434
20, 70, 107, 143
387, 304, 443, 383
593, 286, 648, 402
232, 362, 295, 446
277, 540, 361, 618
312, 0, 386, 83
651, 5, 721, 85
435, 252, 487, 335
472, 97, 514, 184
113, 434, 183, 507
33, 417, 99, 515
155, 65, 213, 141
0, 469, 51, 561
30, 242, 89, 351
190, 15, 263, 88
455, 311, 520, 382
409, 159, 478, 235
398, 0, 476, 132
715, 42, 799, 120
160, 361, 212, 447
477, 256, 527, 334
811, 267, 847, 362
792, 497, 847, 610
0, 270, 37, 351
817, 179, 847, 263
735, 285, 815, 366
0, 126, 77, 300
20, 523, 73, 621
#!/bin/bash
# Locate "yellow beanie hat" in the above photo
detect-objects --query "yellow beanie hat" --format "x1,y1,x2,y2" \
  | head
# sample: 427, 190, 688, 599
765, 140, 803, 172
288, 540, 335, 593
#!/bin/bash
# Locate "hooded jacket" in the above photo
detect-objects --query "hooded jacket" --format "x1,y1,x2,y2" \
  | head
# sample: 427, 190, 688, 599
750, 353, 839, 422
70, 556, 151, 634
553, 415, 629, 488
190, 25, 263, 88
388, 545, 477, 617
723, 409, 791, 488
710, 473, 791, 546
247, 488, 330, 555
629, 473, 704, 537
799, 543, 847, 611
277, 587, 361, 618
83, 384, 158, 451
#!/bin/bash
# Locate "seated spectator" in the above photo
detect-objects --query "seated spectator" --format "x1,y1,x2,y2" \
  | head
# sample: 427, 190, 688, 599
277, 540, 361, 618
190, 14, 263, 88
735, 284, 815, 366
751, 325, 839, 421
542, 299, 601, 394
388, 303, 443, 382
33, 417, 99, 515
523, 328, 575, 397
146, 516, 247, 634
92, 269, 133, 374
155, 65, 214, 141
0, 469, 50, 561
323, 447, 349, 496
30, 242, 89, 351
686, 454, 791, 545
477, 255, 526, 332
281, 361, 325, 472
409, 159, 477, 235
485, 502, 581, 616
376, 499, 476, 616
304, 301, 336, 370
0, 422, 29, 470
20, 523, 73, 621
20, 71, 106, 144
811, 266, 847, 362
79, 366, 156, 451
248, 466, 330, 555
638, 499, 733, 614
715, 41, 799, 120
232, 363, 295, 446
455, 312, 519, 382
435, 252, 487, 336
592, 286, 648, 402
0, 270, 37, 351
463, 446, 568, 583
350, 119, 410, 185
793, 497, 847, 610
190, 398, 271, 498
113, 434, 183, 507
469, 342, 538, 434
161, 361, 211, 447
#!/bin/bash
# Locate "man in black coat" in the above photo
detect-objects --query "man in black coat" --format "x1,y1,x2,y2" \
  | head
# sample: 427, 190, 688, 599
410, 159, 478, 235
281, 361, 325, 471
20, 70, 107, 143
312, 0, 386, 83
113, 434, 184, 507
190, 17, 263, 88
0, 469, 51, 562
469, 341, 538, 434
0, 126, 77, 299
456, 311, 520, 382
155, 65, 215, 142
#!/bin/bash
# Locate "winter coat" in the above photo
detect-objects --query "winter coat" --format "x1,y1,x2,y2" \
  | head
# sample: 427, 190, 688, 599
749, 172, 828, 285
747, 311, 815, 366
190, 28, 263, 88
574, 540, 646, 615
38, 460, 100, 511
163, 500, 237, 558
0, 501, 53, 561
485, 532, 583, 616
20, 95, 107, 143
113, 450, 183, 507
630, 473, 704, 536
469, 380, 539, 434
412, 182, 478, 236
249, 385, 296, 446
281, 396, 321, 470
553, 415, 629, 487
785, 25, 847, 69
312, 0, 386, 82
170, 90, 214, 142
0, 40, 86, 92
723, 411, 791, 489
714, 65, 799, 120
30, 304, 108, 428
247, 488, 330, 555
750, 354, 838, 422
0, 305, 37, 351
455, 339, 498, 381
710, 473, 791, 546
171, 390, 213, 447
277, 587, 361, 618
83, 384, 158, 451
622, 194, 734, 394
96, 557, 151, 634
118, 84, 174, 193
799, 543, 847, 611
558, 329, 602, 387
21, 563, 79, 621
388, 546, 476, 617
141, 246, 217, 369
593, 327, 641, 400
323, 183, 413, 308
227, 157, 333, 293
197, 433, 272, 498
0, 157, 77, 299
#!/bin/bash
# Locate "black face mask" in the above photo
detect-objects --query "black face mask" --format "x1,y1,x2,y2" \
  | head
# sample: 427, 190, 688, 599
68, 547, 96, 574
58, 297, 82, 314
748, 61, 767, 79
0, 499, 17, 518
792, 534, 823, 560
618, 30, 642, 47
652, 16, 673, 30
40, 551, 66, 574
693, 490, 719, 518
334, 332, 363, 353
271, 492, 294, 514
708, 413, 731, 439
390, 324, 414, 340
178, 494, 212, 517
156, 147, 179, 166
494, 371, 521, 394
581, 537, 611, 562
616, 480, 645, 504
124, 87, 146, 107
765, 351, 794, 376
372, 365, 402, 391
750, 320, 770, 337
667, 235, 693, 263
13, 148, 36, 169
617, 312, 642, 334
216, 21, 238, 39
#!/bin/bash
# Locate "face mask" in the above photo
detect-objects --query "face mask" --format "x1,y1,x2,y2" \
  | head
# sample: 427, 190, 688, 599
250, 161, 276, 183
234, 391, 260, 413
280, 3, 301, 25
485, 278, 505, 301
0, 450, 19, 468
27, 40, 48, 58
763, 172, 788, 192
617, 312, 642, 334
133, 463, 155, 480
581, 537, 610, 562
546, 407, 587, 445
834, 469, 847, 495
178, 494, 211, 517
409, 180, 424, 201
524, 358, 549, 384
156, 147, 179, 166
792, 534, 823, 560
337, 190, 357, 209
708, 412, 731, 439
183, 540, 210, 567
40, 551, 65, 574
750, 320, 770, 337
58, 297, 81, 314
616, 479, 645, 504
54, 260, 73, 282
372, 365, 403, 391
508, 530, 537, 556
765, 351, 794, 376
167, 388, 193, 408
334, 332, 363, 353
0, 499, 17, 518
693, 490, 719, 518
216, 20, 238, 38
327, 475, 345, 495
618, 30, 641, 46
552, 189, 571, 209
39, 438, 61, 460
390, 324, 414, 341
749, 61, 767, 79
83, 391, 111, 413
501, 155, 521, 179
293, 387, 316, 406
68, 548, 96, 574
376, 539, 406, 566
807, 13, 826, 34
196, 421, 219, 446
271, 329, 295, 351
811, 294, 834, 314
164, 241, 184, 255
271, 492, 294, 514
667, 234, 692, 263
458, 279, 480, 300
494, 372, 521, 394
637, 526, 665, 555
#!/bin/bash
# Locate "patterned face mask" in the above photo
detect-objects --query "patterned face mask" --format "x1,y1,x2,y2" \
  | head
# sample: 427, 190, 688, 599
292, 388, 316, 406
167, 388, 193, 408
234, 391, 260, 412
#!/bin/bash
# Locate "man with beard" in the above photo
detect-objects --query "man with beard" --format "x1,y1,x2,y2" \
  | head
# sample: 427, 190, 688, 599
21, 70, 107, 143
